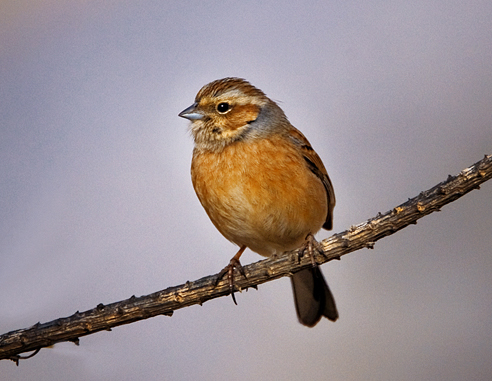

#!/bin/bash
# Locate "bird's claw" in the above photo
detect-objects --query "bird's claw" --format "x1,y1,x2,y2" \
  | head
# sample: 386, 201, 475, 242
297, 233, 326, 267
215, 257, 247, 305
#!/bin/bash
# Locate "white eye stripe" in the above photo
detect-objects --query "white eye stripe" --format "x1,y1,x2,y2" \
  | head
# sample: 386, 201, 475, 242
215, 91, 267, 107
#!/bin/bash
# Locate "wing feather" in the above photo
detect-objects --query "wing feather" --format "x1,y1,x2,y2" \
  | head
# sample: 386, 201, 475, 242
288, 127, 335, 230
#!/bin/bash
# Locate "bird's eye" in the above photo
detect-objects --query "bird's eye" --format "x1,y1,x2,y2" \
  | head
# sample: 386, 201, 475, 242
216, 102, 231, 114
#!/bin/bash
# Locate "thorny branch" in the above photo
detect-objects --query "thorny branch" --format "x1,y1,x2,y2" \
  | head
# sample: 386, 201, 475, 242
1, 154, 491, 364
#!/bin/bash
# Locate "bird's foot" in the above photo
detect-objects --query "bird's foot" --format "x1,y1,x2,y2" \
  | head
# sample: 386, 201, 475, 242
215, 246, 247, 305
297, 233, 326, 267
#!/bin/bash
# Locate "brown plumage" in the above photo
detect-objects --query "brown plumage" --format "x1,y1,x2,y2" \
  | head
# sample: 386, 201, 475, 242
179, 77, 338, 327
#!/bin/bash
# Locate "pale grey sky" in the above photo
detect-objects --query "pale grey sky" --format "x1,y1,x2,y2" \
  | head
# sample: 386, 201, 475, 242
1, 1, 491, 380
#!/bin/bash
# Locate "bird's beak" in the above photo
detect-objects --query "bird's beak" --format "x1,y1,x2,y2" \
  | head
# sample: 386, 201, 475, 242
178, 102, 204, 121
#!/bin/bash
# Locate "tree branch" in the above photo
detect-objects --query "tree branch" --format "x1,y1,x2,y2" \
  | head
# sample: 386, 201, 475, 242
1, 154, 491, 363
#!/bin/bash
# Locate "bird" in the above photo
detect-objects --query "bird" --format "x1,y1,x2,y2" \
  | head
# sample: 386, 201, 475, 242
179, 77, 338, 327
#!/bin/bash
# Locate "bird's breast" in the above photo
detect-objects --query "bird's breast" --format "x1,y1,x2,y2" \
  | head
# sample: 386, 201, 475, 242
191, 135, 327, 256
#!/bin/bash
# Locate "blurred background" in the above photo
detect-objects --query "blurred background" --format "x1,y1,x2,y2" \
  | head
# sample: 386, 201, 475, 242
1, 1, 491, 380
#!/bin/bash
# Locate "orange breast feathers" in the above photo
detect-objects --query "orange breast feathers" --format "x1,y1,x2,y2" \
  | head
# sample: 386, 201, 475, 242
191, 134, 328, 257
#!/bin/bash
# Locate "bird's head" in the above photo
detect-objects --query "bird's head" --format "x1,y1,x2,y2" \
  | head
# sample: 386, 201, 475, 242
179, 77, 287, 152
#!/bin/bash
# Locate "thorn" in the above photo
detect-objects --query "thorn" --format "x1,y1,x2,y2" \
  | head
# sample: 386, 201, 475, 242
70, 338, 80, 346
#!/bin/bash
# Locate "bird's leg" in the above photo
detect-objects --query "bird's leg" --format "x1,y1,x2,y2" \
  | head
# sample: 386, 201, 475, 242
298, 233, 325, 267
215, 245, 247, 305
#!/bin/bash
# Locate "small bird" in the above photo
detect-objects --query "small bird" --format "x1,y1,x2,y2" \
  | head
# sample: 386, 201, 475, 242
179, 77, 338, 327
